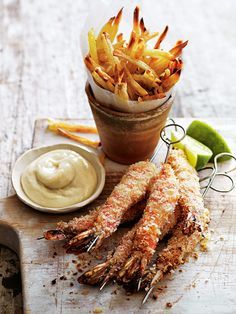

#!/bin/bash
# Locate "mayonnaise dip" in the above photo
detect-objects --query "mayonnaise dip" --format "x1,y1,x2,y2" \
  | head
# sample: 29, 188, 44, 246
21, 149, 97, 208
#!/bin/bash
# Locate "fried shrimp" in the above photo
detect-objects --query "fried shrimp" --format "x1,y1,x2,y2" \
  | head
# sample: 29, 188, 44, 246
118, 164, 179, 284
78, 164, 180, 288
44, 201, 146, 241
78, 223, 139, 286
44, 161, 157, 253
141, 149, 209, 293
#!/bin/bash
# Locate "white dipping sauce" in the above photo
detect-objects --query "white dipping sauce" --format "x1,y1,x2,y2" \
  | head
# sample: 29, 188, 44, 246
21, 149, 97, 208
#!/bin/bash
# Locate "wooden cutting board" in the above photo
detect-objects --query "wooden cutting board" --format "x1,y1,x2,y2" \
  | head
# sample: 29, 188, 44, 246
0, 118, 236, 314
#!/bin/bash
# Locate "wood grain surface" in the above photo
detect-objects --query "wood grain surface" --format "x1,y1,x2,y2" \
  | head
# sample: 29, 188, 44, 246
0, 0, 236, 313
0, 118, 235, 314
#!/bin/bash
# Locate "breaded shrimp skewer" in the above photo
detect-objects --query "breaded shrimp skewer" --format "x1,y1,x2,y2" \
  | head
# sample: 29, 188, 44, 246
61, 161, 157, 253
78, 223, 140, 286
168, 149, 204, 235
78, 164, 180, 288
141, 210, 209, 293
118, 164, 179, 284
43, 201, 146, 241
141, 149, 209, 301
78, 207, 180, 289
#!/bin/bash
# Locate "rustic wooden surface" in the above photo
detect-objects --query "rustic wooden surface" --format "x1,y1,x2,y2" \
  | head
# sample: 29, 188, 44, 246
0, 118, 235, 314
0, 0, 236, 312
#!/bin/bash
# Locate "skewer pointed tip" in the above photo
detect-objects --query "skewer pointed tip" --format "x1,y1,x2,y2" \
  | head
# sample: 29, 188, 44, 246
141, 286, 154, 306
87, 235, 99, 252
137, 277, 142, 291
100, 280, 108, 291
37, 236, 44, 240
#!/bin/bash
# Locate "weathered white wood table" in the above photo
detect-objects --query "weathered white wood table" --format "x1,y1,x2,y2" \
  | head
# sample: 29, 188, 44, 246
1, 117, 236, 314
0, 0, 236, 313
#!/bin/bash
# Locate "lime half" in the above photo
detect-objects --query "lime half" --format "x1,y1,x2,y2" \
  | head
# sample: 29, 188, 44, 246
186, 120, 231, 162
171, 131, 213, 170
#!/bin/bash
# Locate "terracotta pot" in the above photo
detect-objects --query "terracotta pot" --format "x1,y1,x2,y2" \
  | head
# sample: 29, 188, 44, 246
86, 84, 174, 164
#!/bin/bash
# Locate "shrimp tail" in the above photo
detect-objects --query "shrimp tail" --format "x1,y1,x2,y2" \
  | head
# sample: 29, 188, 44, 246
118, 252, 147, 283
43, 229, 67, 241
64, 230, 97, 254
78, 261, 109, 286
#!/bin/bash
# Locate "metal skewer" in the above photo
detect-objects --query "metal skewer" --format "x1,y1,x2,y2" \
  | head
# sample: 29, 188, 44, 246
199, 152, 236, 197
142, 286, 154, 305
151, 118, 184, 162
151, 122, 185, 163
141, 270, 163, 305
87, 235, 100, 252
100, 279, 109, 291
142, 124, 236, 306
137, 278, 142, 292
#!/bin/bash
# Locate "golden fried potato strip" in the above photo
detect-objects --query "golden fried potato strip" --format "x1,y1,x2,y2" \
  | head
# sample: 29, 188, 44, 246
84, 7, 187, 101
57, 128, 100, 148
48, 119, 98, 134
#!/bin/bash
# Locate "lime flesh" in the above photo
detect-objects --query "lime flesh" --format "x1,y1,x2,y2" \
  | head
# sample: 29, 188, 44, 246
171, 131, 213, 170
186, 120, 231, 162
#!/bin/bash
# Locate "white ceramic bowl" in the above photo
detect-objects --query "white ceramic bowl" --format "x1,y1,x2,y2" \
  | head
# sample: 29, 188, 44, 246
12, 143, 106, 214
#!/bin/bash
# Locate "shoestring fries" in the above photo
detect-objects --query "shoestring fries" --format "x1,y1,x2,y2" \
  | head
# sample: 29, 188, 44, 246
85, 6, 188, 101
57, 128, 101, 148
47, 119, 100, 149
47, 118, 98, 134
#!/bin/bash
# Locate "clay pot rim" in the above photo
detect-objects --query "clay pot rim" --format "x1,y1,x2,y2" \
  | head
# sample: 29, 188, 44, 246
86, 84, 175, 122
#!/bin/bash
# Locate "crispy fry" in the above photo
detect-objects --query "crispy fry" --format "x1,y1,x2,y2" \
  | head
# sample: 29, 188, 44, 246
164, 68, 171, 78
127, 83, 136, 100
117, 33, 123, 42
101, 33, 115, 68
101, 33, 120, 74
132, 70, 158, 89
168, 60, 177, 74
139, 17, 147, 33
175, 40, 183, 46
157, 85, 164, 93
133, 6, 140, 35
127, 31, 136, 50
169, 40, 188, 58
139, 93, 166, 101
114, 49, 160, 82
134, 38, 145, 59
149, 57, 171, 76
57, 128, 100, 148
114, 33, 125, 50
168, 59, 183, 74
162, 70, 181, 92
92, 70, 108, 89
142, 32, 159, 42
95, 67, 115, 84
124, 66, 148, 97
84, 55, 106, 73
92, 70, 115, 92
84, 55, 96, 72
85, 7, 187, 101
114, 82, 129, 101
88, 28, 98, 63
110, 7, 123, 42
99, 17, 115, 35
154, 25, 168, 49
48, 119, 98, 134
143, 49, 174, 60
97, 17, 115, 51
176, 59, 183, 70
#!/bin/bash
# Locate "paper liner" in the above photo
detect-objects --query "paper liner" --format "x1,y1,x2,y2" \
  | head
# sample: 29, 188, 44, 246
87, 72, 172, 113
